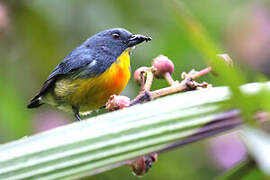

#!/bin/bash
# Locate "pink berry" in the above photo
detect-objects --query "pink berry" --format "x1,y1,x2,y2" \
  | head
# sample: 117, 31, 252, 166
152, 55, 174, 78
133, 66, 148, 85
106, 95, 130, 111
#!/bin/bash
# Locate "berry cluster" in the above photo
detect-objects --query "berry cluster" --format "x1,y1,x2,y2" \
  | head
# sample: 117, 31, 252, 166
105, 54, 232, 176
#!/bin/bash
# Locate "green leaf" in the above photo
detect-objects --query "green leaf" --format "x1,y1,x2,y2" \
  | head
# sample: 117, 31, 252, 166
0, 82, 269, 179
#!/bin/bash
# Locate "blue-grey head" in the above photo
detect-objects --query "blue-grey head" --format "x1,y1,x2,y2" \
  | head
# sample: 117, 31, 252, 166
83, 28, 151, 59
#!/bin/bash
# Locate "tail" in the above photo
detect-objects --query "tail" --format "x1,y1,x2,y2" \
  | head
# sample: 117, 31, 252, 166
27, 98, 44, 108
27, 78, 56, 109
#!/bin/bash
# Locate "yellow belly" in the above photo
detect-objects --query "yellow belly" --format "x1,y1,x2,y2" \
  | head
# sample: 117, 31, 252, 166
53, 49, 131, 112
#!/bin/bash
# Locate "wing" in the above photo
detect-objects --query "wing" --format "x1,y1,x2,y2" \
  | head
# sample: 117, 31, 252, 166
28, 46, 95, 106
48, 46, 94, 80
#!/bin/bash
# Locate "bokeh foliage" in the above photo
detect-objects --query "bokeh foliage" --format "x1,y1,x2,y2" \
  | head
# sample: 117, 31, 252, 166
0, 0, 270, 179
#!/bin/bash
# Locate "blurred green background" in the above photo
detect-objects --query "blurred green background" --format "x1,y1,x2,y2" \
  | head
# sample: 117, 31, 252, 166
1, 0, 270, 179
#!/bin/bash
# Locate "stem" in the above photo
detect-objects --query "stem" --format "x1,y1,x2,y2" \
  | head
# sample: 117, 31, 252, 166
150, 67, 212, 99
164, 72, 177, 86
182, 67, 212, 80
140, 72, 146, 92
150, 80, 188, 99
144, 70, 154, 92
195, 66, 212, 78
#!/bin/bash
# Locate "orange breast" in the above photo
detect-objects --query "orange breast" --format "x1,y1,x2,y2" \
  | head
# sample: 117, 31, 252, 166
69, 49, 131, 111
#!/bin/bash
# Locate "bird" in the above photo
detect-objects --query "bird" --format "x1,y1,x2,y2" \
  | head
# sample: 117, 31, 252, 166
27, 28, 151, 121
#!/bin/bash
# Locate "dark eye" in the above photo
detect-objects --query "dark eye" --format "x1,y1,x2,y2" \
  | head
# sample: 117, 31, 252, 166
112, 33, 120, 40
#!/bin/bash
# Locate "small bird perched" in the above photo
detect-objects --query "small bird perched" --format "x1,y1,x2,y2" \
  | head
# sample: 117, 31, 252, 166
27, 28, 151, 121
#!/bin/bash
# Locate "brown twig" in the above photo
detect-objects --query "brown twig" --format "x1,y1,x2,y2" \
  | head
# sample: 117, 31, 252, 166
150, 67, 212, 99
131, 67, 212, 104
150, 80, 189, 99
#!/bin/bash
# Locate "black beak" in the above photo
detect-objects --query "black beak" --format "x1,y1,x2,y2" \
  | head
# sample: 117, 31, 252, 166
128, 34, 152, 47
